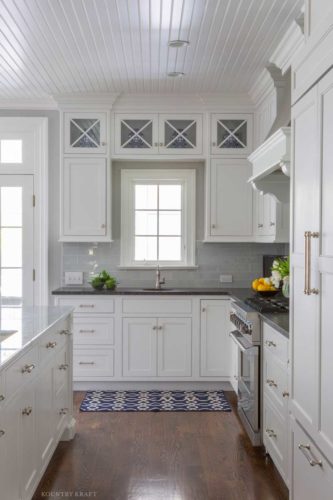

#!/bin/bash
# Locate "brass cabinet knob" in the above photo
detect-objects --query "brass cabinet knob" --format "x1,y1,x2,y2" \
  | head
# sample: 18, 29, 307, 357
266, 428, 277, 438
59, 329, 70, 335
59, 364, 69, 371
282, 391, 290, 398
0, 395, 5, 402
22, 406, 33, 416
46, 341, 57, 349
21, 363, 35, 374
59, 408, 69, 415
0, 430, 5, 437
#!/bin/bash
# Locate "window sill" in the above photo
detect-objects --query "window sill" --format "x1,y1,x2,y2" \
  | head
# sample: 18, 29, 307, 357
118, 265, 199, 270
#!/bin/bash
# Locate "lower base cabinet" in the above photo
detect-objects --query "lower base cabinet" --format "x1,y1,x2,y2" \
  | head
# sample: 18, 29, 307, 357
122, 317, 192, 378
0, 314, 74, 500
290, 418, 333, 500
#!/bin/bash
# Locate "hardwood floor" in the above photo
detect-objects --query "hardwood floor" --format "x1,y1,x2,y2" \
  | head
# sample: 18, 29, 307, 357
33, 391, 288, 500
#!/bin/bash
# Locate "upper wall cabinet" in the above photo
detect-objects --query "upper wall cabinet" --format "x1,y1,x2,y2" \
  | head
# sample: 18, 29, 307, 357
211, 114, 253, 156
158, 114, 203, 155
206, 158, 254, 242
114, 114, 158, 155
254, 191, 289, 243
60, 157, 111, 242
114, 113, 203, 156
64, 112, 107, 154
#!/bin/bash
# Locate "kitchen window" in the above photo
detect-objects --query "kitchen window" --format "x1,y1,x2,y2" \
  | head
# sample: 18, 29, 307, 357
120, 169, 196, 268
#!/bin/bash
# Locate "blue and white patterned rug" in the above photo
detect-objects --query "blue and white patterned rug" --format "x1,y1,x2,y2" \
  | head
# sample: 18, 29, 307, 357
80, 390, 231, 412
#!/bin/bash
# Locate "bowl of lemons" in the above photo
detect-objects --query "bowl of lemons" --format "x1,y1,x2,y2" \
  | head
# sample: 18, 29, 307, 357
252, 277, 279, 296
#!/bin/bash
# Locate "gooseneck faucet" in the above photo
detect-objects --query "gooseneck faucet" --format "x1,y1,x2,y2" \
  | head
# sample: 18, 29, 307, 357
155, 265, 166, 289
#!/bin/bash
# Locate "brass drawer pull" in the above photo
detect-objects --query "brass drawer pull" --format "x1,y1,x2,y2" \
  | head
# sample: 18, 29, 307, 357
59, 408, 69, 415
266, 379, 278, 388
282, 391, 289, 398
266, 428, 277, 438
59, 329, 71, 335
304, 231, 320, 295
265, 340, 276, 347
79, 361, 95, 365
22, 406, 32, 416
59, 364, 69, 371
0, 430, 5, 437
0, 395, 5, 402
46, 341, 57, 349
21, 363, 35, 374
298, 444, 322, 467
79, 304, 95, 308
79, 329, 95, 333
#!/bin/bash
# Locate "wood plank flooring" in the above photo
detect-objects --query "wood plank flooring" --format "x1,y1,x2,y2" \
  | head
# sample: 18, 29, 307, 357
33, 391, 288, 500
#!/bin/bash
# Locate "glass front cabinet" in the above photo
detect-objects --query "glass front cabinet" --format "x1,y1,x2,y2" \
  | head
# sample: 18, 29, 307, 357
64, 112, 107, 154
114, 113, 203, 155
211, 114, 253, 156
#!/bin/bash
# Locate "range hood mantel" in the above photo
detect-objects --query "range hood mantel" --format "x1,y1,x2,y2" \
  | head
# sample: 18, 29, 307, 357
248, 127, 291, 203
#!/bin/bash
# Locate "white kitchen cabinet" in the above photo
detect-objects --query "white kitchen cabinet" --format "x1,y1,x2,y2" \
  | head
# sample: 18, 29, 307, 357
290, 66, 333, 497
122, 318, 157, 377
200, 299, 231, 377
157, 318, 192, 377
0, 314, 74, 500
262, 322, 289, 485
211, 113, 253, 156
123, 316, 192, 378
254, 191, 289, 243
207, 159, 253, 241
114, 113, 203, 156
64, 112, 107, 154
60, 157, 111, 242
158, 114, 203, 155
114, 113, 158, 155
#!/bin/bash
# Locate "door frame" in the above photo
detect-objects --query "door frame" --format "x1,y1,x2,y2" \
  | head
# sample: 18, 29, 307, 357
0, 117, 48, 305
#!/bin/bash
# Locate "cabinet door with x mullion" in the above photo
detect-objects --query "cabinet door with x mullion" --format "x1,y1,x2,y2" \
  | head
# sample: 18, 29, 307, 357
114, 114, 159, 155
211, 113, 253, 156
64, 112, 107, 154
159, 114, 203, 155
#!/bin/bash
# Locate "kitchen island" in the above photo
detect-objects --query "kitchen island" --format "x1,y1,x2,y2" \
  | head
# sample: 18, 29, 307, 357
0, 305, 75, 500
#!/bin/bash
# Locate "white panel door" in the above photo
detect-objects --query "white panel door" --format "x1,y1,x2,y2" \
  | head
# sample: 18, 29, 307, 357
62, 158, 107, 237
157, 318, 192, 377
0, 175, 34, 306
317, 69, 333, 462
122, 318, 157, 377
200, 299, 231, 377
210, 159, 253, 237
291, 86, 320, 430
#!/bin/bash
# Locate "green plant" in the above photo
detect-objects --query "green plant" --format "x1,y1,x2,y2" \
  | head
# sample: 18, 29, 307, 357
105, 277, 117, 290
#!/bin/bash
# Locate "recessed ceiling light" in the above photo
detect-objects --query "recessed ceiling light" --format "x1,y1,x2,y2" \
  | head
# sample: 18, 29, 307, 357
167, 71, 185, 78
168, 40, 190, 48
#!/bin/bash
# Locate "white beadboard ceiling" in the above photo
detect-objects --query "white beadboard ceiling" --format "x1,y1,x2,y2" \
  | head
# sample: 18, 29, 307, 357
0, 0, 303, 100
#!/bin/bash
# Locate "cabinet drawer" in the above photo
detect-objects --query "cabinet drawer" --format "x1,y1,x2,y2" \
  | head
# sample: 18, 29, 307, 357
39, 325, 67, 363
263, 350, 289, 415
73, 349, 114, 378
122, 298, 192, 314
57, 297, 114, 314
263, 399, 288, 481
73, 316, 114, 345
263, 322, 288, 363
4, 346, 38, 399
291, 420, 333, 500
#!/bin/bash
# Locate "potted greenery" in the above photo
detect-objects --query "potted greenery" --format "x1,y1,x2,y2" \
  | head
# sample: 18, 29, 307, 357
89, 270, 117, 291
271, 257, 289, 298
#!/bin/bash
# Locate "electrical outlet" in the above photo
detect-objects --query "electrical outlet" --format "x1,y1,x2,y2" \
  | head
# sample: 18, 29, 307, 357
65, 272, 83, 285
219, 274, 233, 283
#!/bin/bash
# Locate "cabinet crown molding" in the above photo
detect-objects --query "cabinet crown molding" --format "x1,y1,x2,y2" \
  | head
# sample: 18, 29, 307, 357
54, 92, 119, 110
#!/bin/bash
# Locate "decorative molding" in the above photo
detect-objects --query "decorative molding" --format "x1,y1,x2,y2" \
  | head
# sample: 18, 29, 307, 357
269, 21, 305, 75
0, 97, 57, 110
248, 127, 291, 179
53, 92, 119, 110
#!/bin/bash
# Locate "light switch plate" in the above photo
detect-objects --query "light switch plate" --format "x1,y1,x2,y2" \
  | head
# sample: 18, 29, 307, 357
65, 271, 83, 285
219, 274, 233, 283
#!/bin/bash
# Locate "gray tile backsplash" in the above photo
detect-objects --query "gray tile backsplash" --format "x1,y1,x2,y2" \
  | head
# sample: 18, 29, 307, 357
62, 240, 288, 289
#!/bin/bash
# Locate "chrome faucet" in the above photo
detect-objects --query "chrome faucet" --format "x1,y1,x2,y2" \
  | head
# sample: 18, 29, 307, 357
155, 265, 166, 289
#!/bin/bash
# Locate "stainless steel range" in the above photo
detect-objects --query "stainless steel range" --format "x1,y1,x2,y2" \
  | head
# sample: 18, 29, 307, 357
230, 300, 261, 446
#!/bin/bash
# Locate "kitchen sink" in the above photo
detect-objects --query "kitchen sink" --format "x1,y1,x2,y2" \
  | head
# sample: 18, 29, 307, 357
0, 330, 17, 342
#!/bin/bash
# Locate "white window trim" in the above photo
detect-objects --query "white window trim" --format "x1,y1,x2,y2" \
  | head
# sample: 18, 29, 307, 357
120, 169, 196, 268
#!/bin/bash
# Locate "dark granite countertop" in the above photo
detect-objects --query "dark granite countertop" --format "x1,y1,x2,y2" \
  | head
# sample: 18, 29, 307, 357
52, 286, 289, 338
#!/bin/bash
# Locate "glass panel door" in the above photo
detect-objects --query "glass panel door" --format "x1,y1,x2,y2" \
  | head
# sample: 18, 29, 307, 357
0, 176, 34, 306
120, 119, 153, 149
164, 119, 197, 150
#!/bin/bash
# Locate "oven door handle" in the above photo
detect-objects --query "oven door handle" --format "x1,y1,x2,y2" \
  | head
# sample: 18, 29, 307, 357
229, 331, 255, 352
